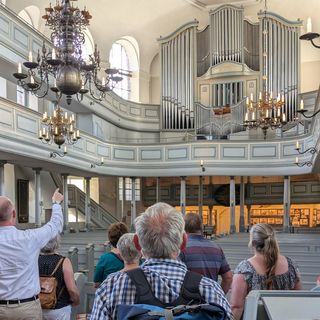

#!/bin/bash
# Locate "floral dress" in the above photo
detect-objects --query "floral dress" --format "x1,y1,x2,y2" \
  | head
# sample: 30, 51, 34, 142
234, 256, 300, 290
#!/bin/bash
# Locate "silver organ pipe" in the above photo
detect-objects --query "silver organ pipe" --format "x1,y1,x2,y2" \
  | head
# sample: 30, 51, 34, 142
259, 12, 301, 122
158, 21, 198, 130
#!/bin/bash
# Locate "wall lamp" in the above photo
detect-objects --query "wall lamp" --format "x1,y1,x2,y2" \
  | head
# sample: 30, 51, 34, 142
90, 157, 104, 168
294, 142, 317, 155
299, 18, 320, 49
200, 160, 205, 172
296, 99, 320, 119
50, 146, 67, 158
294, 157, 312, 167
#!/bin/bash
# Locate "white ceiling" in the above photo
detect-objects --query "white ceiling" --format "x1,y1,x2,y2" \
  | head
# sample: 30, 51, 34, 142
6, 1, 320, 75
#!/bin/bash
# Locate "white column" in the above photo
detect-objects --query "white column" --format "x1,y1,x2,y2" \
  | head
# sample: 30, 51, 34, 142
34, 168, 42, 227
85, 177, 91, 230
180, 176, 186, 215
121, 177, 125, 220
0, 161, 5, 196
239, 176, 245, 232
62, 174, 69, 231
230, 176, 236, 233
283, 175, 291, 233
198, 176, 203, 222
156, 177, 161, 203
131, 177, 136, 228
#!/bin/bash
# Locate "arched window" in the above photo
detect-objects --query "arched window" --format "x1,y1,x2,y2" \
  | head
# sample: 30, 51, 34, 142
109, 37, 139, 101
109, 43, 130, 100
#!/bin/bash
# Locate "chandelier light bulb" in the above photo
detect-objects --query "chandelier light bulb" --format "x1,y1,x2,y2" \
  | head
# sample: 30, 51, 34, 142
307, 17, 312, 33
28, 51, 33, 62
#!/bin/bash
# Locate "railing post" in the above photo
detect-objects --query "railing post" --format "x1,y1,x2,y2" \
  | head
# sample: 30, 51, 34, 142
68, 246, 79, 273
85, 243, 95, 282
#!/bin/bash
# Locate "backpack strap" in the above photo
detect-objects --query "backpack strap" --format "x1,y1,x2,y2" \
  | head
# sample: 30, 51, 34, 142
174, 271, 205, 305
126, 269, 204, 307
126, 268, 164, 306
50, 257, 64, 277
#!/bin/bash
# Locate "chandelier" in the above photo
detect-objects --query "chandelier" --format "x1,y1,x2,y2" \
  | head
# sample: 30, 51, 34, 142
13, 0, 125, 105
243, 92, 287, 139
39, 104, 80, 150
243, 0, 287, 140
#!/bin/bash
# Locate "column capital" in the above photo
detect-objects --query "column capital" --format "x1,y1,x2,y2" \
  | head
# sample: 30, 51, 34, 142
61, 173, 69, 178
0, 161, 7, 166
32, 167, 42, 172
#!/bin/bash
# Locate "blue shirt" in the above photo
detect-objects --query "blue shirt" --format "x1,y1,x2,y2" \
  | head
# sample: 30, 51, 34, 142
94, 252, 124, 283
90, 258, 233, 320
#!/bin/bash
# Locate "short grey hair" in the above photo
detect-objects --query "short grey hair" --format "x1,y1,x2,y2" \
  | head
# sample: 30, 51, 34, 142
134, 202, 185, 259
41, 234, 61, 253
117, 233, 140, 264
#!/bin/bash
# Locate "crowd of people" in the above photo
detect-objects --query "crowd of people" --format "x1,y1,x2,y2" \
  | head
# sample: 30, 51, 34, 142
0, 189, 315, 320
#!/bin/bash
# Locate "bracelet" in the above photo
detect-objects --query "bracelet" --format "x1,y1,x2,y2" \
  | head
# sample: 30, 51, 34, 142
52, 201, 61, 205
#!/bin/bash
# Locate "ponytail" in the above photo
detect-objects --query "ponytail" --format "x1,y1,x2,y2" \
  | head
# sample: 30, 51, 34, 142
250, 223, 279, 289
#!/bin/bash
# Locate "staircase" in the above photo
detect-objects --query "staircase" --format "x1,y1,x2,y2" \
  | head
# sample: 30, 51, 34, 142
50, 173, 119, 229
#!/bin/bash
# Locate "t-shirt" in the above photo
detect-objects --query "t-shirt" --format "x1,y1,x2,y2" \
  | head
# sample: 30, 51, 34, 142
94, 252, 124, 283
179, 234, 230, 281
234, 256, 300, 290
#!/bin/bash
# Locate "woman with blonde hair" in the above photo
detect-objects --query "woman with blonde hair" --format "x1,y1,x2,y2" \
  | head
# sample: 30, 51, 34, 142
230, 223, 302, 320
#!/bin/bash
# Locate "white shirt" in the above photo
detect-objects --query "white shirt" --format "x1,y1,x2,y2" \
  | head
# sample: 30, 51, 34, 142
0, 204, 63, 300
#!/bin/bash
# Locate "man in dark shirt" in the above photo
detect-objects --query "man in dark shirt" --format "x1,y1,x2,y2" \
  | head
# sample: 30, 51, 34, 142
180, 213, 233, 294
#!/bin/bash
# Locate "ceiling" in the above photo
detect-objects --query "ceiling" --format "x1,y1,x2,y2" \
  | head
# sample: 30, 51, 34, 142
6, 0, 320, 73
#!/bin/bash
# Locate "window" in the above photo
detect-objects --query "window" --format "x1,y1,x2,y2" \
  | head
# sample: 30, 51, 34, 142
119, 177, 141, 201
109, 43, 130, 100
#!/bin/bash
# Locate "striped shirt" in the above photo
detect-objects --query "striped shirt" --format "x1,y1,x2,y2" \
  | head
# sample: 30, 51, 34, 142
180, 234, 230, 281
90, 258, 233, 320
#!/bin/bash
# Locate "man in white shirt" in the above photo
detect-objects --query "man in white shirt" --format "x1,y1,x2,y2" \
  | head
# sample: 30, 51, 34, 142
0, 188, 64, 320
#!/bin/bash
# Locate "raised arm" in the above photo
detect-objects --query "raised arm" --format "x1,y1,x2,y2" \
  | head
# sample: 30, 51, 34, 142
32, 189, 64, 248
63, 257, 80, 306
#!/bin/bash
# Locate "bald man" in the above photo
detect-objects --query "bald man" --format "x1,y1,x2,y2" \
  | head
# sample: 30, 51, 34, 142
0, 189, 64, 320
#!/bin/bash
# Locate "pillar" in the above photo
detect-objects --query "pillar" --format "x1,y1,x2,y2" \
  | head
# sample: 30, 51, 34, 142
130, 177, 136, 229
230, 176, 236, 234
180, 176, 186, 215
283, 175, 291, 233
198, 176, 203, 222
239, 176, 245, 232
34, 168, 42, 227
156, 177, 161, 203
85, 177, 91, 230
0, 161, 5, 196
208, 204, 213, 227
121, 177, 125, 220
62, 173, 69, 231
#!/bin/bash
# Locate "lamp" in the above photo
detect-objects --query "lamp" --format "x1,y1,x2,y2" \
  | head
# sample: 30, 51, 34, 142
50, 145, 67, 158
200, 160, 205, 172
13, 0, 128, 105
243, 0, 287, 140
299, 17, 320, 49
297, 98, 320, 118
294, 141, 317, 155
39, 104, 80, 148
294, 157, 312, 167
90, 157, 104, 168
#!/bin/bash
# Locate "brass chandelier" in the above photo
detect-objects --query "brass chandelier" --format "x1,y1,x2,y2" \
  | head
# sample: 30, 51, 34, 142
39, 104, 80, 151
243, 0, 287, 140
13, 0, 125, 105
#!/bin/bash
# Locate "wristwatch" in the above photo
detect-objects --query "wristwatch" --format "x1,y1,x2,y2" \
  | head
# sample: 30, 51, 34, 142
52, 200, 61, 205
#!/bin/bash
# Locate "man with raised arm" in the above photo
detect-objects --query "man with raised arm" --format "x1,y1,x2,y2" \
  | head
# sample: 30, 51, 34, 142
90, 202, 232, 320
0, 189, 64, 320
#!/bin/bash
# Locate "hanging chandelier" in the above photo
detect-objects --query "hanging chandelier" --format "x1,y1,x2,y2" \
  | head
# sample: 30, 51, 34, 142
243, 0, 287, 140
39, 104, 80, 149
13, 0, 125, 105
243, 92, 287, 139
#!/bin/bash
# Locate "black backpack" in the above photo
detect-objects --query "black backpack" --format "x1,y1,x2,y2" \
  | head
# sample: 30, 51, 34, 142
117, 268, 227, 320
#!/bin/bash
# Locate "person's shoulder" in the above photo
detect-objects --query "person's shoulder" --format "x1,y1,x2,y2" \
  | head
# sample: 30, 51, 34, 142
97, 271, 128, 292
234, 259, 252, 274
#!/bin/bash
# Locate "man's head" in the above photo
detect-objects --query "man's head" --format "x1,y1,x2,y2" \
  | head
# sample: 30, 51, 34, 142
184, 213, 202, 234
117, 233, 141, 265
134, 202, 186, 259
0, 196, 15, 226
